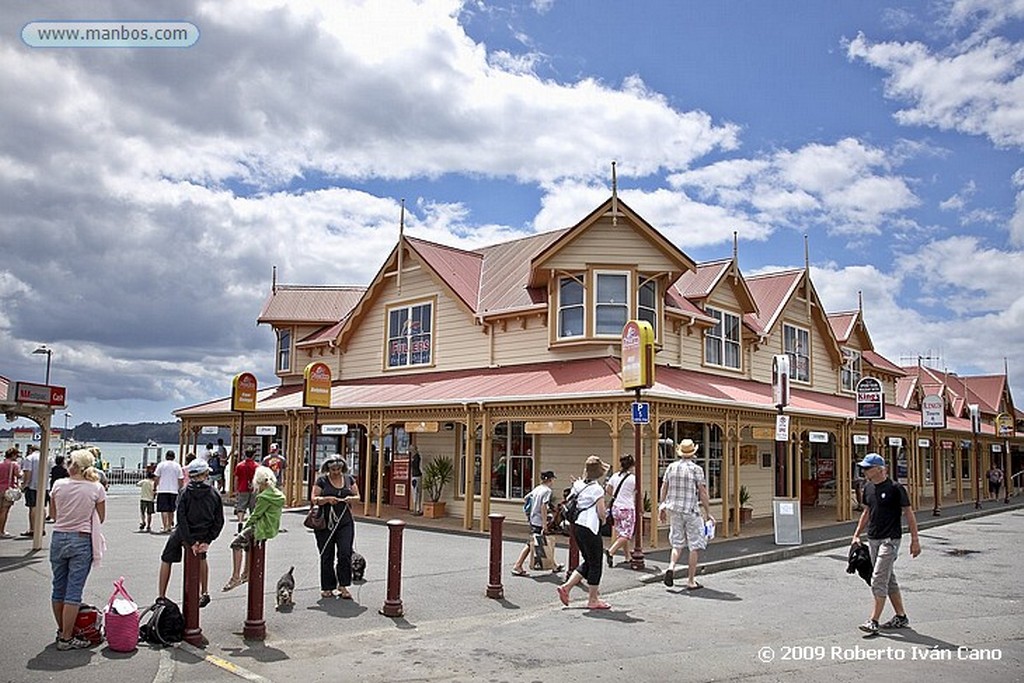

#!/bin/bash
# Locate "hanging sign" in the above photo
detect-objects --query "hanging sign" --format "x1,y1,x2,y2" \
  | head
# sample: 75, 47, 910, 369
775, 414, 790, 442
855, 377, 885, 420
852, 434, 870, 445
255, 426, 277, 436
201, 426, 219, 435
621, 320, 655, 390
772, 355, 790, 408
807, 431, 829, 443
921, 394, 946, 429
321, 424, 349, 435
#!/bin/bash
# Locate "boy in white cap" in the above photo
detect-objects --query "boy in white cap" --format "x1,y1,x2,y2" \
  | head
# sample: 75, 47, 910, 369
851, 452, 920, 634
157, 459, 224, 608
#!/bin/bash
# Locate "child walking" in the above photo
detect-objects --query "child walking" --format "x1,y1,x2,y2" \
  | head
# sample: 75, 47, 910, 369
138, 471, 155, 532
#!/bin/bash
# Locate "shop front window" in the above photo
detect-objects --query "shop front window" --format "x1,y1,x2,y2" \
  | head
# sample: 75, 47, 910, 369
490, 421, 534, 499
656, 421, 722, 500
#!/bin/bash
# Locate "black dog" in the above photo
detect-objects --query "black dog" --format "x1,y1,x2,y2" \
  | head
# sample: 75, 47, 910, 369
351, 552, 366, 582
275, 566, 295, 609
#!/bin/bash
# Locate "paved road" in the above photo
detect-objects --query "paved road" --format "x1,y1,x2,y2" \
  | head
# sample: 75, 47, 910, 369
2, 493, 1021, 682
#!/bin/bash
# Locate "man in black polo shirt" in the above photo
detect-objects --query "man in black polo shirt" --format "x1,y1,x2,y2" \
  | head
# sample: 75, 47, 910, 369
851, 453, 921, 634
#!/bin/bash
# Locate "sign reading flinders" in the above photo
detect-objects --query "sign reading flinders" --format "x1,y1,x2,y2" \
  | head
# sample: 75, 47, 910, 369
175, 197, 1022, 540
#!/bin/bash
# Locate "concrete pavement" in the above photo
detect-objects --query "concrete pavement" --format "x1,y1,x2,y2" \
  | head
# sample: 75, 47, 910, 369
1, 491, 1020, 683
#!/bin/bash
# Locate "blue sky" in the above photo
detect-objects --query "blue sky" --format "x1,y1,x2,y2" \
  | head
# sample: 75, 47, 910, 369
1, 0, 1022, 428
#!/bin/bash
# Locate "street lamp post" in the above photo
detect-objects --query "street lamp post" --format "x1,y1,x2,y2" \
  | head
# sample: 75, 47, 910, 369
63, 412, 73, 455
32, 345, 52, 385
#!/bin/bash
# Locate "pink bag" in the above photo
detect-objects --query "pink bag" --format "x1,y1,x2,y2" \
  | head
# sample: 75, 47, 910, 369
103, 577, 139, 652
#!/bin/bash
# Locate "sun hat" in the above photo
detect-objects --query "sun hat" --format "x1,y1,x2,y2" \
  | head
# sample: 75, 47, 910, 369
675, 439, 699, 458
584, 456, 610, 480
858, 453, 885, 468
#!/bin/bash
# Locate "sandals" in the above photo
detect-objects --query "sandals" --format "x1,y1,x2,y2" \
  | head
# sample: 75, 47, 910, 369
556, 585, 570, 607
337, 588, 352, 600
320, 590, 335, 598
587, 601, 611, 610
511, 567, 528, 577
222, 577, 243, 592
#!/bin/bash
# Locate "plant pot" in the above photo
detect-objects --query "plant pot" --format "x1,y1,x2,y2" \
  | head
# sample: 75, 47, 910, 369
729, 507, 754, 523
422, 501, 446, 519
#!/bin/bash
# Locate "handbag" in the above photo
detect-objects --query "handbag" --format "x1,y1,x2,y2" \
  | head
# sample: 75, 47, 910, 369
3, 467, 21, 502
303, 502, 326, 530
103, 576, 139, 652
600, 473, 630, 537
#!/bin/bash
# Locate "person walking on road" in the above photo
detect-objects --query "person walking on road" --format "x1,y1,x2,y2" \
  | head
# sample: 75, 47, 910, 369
851, 452, 921, 634
1, 447, 23, 538
512, 470, 559, 576
48, 449, 106, 650
604, 454, 636, 567
157, 459, 224, 608
21, 444, 42, 537
658, 439, 713, 590
986, 463, 1004, 501
153, 451, 183, 533
556, 456, 611, 610
311, 455, 361, 599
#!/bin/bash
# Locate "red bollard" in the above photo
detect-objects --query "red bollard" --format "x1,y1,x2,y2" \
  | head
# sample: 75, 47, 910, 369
379, 519, 405, 618
486, 513, 504, 599
182, 542, 206, 646
567, 522, 580, 576
243, 540, 266, 640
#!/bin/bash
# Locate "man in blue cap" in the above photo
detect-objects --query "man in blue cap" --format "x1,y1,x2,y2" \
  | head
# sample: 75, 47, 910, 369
850, 453, 920, 634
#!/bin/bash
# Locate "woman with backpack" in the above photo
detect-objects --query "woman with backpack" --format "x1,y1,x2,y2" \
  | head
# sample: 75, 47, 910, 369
604, 454, 636, 568
48, 449, 106, 650
311, 455, 360, 599
556, 455, 611, 610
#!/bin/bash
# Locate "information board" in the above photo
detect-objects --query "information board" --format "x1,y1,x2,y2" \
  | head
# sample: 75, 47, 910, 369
773, 498, 802, 545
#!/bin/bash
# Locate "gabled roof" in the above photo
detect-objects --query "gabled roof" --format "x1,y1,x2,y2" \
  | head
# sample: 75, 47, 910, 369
527, 197, 696, 288
405, 237, 483, 313
257, 286, 365, 325
863, 350, 904, 376
743, 269, 803, 335
476, 229, 568, 315
962, 374, 1008, 414
897, 366, 1006, 417
828, 311, 859, 343
671, 258, 758, 316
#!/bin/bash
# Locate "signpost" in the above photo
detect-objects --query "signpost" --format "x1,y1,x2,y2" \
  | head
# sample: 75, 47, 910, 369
303, 362, 333, 499
969, 404, 981, 509
621, 320, 655, 568
231, 372, 258, 481
921, 393, 945, 515
855, 376, 885, 451
996, 413, 1013, 503
771, 355, 790, 498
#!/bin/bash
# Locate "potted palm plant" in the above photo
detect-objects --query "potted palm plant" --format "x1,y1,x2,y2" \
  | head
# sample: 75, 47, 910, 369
421, 455, 454, 518
739, 485, 753, 523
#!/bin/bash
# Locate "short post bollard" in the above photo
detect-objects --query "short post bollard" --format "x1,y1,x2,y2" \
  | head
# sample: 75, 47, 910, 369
182, 542, 206, 646
567, 522, 580, 576
380, 519, 405, 618
243, 540, 266, 640
486, 513, 504, 599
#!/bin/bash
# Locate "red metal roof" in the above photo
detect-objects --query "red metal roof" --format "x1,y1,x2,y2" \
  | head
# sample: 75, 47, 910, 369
674, 260, 731, 299
827, 311, 858, 343
476, 229, 567, 314
406, 237, 483, 313
743, 269, 803, 334
258, 286, 365, 324
863, 350, 904, 376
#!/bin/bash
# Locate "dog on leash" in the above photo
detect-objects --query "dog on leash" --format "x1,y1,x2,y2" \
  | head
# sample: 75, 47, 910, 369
351, 552, 366, 582
275, 566, 295, 609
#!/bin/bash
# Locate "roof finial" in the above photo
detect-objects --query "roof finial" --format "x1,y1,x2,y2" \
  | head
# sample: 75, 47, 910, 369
397, 199, 406, 293
858, 290, 863, 314
733, 231, 738, 261
611, 160, 618, 226
272, 265, 277, 294
804, 234, 809, 272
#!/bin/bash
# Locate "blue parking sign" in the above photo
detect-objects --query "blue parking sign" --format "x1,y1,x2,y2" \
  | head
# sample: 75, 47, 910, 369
631, 401, 650, 424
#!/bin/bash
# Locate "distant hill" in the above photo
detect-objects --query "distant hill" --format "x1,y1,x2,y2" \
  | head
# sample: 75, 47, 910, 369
0, 421, 213, 444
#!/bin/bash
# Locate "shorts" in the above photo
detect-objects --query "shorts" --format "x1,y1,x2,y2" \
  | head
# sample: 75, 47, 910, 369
988, 481, 1001, 494
140, 500, 155, 515
235, 492, 255, 514
667, 509, 707, 552
50, 531, 93, 604
24, 488, 37, 508
156, 492, 178, 513
230, 526, 254, 550
160, 529, 209, 564
867, 537, 901, 598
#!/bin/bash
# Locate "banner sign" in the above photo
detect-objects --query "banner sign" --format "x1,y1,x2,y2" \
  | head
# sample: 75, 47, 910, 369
11, 382, 67, 408
231, 372, 258, 412
303, 362, 332, 408
621, 320, 655, 390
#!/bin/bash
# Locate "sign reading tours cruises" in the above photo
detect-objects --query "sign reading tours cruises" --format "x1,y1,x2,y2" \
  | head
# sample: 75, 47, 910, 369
855, 377, 885, 420
303, 362, 332, 408
231, 372, 258, 412
620, 320, 655, 390
921, 393, 946, 429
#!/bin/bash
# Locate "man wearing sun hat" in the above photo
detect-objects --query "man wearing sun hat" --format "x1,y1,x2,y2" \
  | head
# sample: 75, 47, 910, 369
851, 452, 920, 634
658, 439, 713, 590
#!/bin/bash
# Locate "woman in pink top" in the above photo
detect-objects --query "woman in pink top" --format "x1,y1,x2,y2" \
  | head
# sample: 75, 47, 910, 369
48, 449, 106, 651
0, 447, 22, 538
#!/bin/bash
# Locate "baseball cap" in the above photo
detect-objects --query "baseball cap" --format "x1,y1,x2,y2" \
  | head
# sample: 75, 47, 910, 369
187, 459, 210, 475
858, 453, 885, 469
540, 470, 556, 480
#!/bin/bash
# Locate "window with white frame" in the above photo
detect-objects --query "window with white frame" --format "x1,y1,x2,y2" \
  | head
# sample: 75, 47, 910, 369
387, 301, 433, 368
705, 307, 741, 369
840, 347, 861, 392
595, 271, 629, 336
276, 329, 291, 373
784, 324, 810, 382
557, 276, 584, 338
637, 279, 658, 334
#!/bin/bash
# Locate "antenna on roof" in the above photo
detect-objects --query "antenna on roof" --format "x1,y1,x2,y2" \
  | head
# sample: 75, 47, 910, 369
611, 160, 618, 225
397, 199, 406, 293
272, 265, 277, 294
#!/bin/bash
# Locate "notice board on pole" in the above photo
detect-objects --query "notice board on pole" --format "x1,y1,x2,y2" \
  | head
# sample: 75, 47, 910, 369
773, 498, 802, 545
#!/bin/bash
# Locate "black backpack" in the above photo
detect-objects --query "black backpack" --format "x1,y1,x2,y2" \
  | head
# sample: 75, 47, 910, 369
563, 483, 599, 524
138, 597, 184, 646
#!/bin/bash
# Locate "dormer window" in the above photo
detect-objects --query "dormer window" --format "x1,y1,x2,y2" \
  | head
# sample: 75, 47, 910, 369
638, 279, 658, 335
841, 348, 861, 392
705, 307, 741, 369
595, 271, 629, 336
387, 301, 433, 368
784, 323, 810, 383
557, 276, 585, 338
276, 329, 292, 373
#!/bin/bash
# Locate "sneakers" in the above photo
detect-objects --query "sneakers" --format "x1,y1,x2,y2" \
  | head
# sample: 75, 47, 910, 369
56, 636, 93, 651
663, 568, 674, 587
199, 593, 211, 608
605, 550, 613, 568
858, 619, 879, 634
881, 614, 909, 629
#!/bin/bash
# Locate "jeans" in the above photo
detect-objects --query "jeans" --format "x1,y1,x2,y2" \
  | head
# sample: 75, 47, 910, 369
50, 531, 93, 604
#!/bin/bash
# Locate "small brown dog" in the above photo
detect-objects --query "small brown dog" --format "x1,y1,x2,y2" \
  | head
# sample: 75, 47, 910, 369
275, 566, 295, 609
